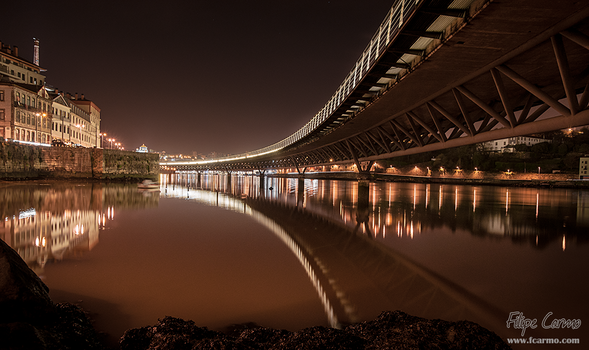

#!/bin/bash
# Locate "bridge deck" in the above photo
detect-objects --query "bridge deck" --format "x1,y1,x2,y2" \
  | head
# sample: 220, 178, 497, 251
291, 0, 589, 156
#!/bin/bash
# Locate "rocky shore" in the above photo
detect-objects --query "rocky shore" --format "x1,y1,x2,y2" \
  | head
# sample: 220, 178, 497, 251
0, 239, 510, 349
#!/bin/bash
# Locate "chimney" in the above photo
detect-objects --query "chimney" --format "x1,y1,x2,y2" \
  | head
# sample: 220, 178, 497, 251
13, 46, 18, 57
55, 89, 59, 95
74, 93, 78, 100
33, 38, 40, 66
66, 92, 71, 99
81, 93, 85, 100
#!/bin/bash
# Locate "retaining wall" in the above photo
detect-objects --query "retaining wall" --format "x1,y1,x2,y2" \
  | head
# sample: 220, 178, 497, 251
0, 142, 159, 180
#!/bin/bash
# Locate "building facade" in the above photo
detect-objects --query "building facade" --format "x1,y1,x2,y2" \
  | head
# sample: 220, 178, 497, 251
70, 94, 101, 147
1, 39, 101, 148
481, 136, 551, 152
0, 82, 53, 144
580, 157, 589, 179
48, 91, 101, 148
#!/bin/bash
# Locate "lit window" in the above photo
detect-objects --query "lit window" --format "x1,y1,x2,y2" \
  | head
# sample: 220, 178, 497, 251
0, 90, 3, 101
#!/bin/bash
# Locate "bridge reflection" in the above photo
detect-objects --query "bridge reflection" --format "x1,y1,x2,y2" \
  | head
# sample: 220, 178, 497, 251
168, 173, 589, 249
162, 173, 589, 337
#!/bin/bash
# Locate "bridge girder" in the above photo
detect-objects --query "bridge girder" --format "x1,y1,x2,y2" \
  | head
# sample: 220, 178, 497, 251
271, 3, 589, 167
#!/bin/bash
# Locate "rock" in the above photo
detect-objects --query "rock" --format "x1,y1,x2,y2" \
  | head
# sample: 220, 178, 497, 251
120, 311, 510, 350
120, 316, 224, 350
0, 239, 105, 350
345, 311, 510, 350
0, 239, 54, 324
275, 326, 366, 350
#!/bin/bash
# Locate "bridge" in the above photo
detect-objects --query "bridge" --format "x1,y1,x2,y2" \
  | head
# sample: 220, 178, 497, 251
162, 0, 589, 174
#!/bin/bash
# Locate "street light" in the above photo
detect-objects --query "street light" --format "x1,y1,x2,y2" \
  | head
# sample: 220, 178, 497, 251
75, 124, 85, 146
35, 112, 47, 143
100, 133, 106, 148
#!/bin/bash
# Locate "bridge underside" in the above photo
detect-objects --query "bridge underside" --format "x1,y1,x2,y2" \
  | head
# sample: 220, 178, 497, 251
173, 0, 589, 172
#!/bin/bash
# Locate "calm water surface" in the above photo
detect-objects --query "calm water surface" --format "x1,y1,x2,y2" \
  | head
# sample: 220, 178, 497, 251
1, 175, 587, 347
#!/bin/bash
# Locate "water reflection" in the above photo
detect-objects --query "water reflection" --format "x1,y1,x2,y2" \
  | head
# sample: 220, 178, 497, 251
1, 176, 587, 343
161, 177, 504, 332
0, 182, 159, 273
166, 173, 589, 249
162, 173, 589, 338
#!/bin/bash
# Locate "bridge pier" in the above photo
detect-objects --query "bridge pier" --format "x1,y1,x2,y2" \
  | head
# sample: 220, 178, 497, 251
355, 180, 371, 237
297, 178, 305, 207
356, 161, 374, 181
257, 169, 266, 189
226, 172, 232, 190
291, 157, 308, 177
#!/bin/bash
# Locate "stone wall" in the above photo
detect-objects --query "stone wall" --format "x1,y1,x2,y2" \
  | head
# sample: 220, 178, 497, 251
0, 142, 159, 180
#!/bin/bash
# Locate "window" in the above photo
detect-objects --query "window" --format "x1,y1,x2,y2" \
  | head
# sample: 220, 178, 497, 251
0, 109, 4, 120
0, 90, 3, 101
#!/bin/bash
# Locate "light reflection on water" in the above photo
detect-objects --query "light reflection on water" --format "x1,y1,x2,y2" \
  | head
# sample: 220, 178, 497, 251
1, 176, 588, 346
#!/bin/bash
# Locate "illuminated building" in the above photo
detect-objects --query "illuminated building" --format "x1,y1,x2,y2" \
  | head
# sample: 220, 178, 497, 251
69, 93, 101, 147
481, 136, 551, 152
580, 156, 589, 179
0, 40, 46, 85
0, 81, 53, 144
48, 90, 101, 148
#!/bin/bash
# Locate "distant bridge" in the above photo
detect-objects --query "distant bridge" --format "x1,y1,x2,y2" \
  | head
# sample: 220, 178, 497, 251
162, 0, 589, 173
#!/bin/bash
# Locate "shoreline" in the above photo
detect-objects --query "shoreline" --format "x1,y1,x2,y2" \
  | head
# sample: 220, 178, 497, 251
267, 171, 589, 189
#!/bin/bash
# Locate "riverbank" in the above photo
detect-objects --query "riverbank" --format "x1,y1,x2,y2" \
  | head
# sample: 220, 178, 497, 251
0, 141, 159, 181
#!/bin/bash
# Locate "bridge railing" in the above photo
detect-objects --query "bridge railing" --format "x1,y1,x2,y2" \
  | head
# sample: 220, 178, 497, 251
174, 0, 420, 165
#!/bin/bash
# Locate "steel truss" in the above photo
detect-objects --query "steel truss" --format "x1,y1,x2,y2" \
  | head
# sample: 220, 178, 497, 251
283, 21, 589, 171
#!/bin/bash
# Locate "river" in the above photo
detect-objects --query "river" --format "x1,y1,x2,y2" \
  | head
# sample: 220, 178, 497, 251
1, 174, 587, 347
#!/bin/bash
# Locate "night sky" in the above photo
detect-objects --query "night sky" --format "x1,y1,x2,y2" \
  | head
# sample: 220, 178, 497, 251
1, 1, 394, 156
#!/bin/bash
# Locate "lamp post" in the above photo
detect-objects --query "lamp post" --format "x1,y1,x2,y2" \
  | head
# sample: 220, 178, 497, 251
75, 124, 85, 146
35, 112, 47, 143
100, 133, 106, 148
